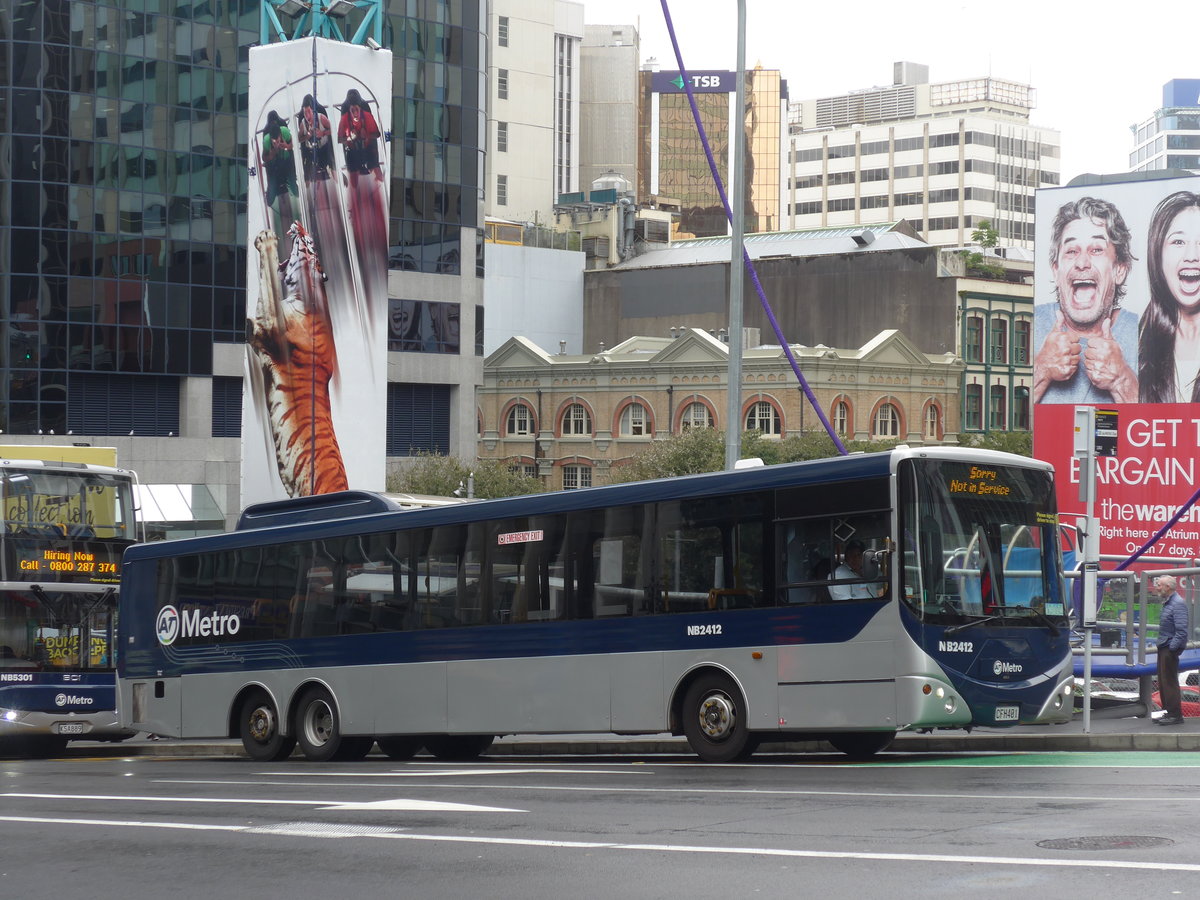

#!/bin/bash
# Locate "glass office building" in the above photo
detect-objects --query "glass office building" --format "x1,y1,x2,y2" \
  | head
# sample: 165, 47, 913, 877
1, 0, 487, 527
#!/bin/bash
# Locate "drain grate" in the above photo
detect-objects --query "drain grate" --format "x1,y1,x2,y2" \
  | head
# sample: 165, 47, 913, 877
1037, 835, 1174, 851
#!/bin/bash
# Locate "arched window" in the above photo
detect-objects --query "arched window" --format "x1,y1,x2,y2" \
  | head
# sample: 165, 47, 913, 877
924, 404, 941, 440
833, 400, 850, 436
506, 403, 534, 436
680, 401, 713, 430
619, 402, 650, 436
562, 464, 592, 490
873, 403, 900, 438
745, 400, 781, 436
562, 403, 591, 436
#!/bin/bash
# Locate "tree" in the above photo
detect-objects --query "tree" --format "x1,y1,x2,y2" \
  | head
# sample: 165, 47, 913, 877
387, 453, 544, 499
962, 219, 1005, 279
957, 431, 1032, 457
611, 428, 900, 483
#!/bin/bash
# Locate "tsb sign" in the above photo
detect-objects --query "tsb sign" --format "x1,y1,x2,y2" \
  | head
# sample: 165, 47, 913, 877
653, 70, 732, 95
156, 604, 241, 646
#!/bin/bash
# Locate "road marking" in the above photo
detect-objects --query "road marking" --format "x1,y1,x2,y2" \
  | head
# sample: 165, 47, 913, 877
1, 792, 521, 813
268, 768, 639, 777
1, 814, 1199, 872
150, 779, 1194, 803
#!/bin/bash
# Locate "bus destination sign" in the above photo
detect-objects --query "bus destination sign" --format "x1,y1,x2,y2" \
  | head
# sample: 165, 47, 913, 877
947, 466, 1012, 498
14, 547, 120, 583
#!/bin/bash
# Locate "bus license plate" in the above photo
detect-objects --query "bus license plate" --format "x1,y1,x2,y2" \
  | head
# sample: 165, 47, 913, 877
994, 705, 1019, 722
57, 723, 85, 735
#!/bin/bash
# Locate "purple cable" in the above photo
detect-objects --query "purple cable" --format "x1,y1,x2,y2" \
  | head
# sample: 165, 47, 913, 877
658, 0, 848, 456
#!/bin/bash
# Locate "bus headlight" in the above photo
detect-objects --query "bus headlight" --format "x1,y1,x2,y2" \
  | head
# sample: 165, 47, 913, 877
935, 687, 946, 699
3, 710, 16, 722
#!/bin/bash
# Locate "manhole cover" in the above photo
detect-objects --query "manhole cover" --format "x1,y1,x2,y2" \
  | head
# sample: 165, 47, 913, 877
1037, 836, 1174, 851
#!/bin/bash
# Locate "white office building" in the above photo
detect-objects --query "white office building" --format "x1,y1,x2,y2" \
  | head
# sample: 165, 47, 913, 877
1130, 79, 1200, 174
487, 0, 583, 223
785, 62, 1060, 250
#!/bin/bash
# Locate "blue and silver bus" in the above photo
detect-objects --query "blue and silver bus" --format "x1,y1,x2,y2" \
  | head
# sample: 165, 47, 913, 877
117, 447, 1073, 762
1, 457, 141, 757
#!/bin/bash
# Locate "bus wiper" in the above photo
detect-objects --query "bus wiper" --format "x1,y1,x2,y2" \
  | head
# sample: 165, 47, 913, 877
945, 606, 1060, 637
1006, 604, 1060, 638
944, 614, 1005, 636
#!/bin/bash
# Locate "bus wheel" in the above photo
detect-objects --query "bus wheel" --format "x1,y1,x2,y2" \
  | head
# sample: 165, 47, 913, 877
376, 736, 424, 760
294, 686, 349, 762
424, 734, 494, 761
682, 674, 756, 763
239, 689, 296, 762
828, 732, 894, 758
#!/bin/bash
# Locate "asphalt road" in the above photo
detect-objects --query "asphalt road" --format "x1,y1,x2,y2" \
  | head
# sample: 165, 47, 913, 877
2, 748, 1199, 898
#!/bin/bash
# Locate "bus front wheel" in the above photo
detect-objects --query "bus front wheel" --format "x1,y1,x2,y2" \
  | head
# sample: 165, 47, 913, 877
294, 686, 352, 762
239, 689, 295, 762
682, 674, 757, 763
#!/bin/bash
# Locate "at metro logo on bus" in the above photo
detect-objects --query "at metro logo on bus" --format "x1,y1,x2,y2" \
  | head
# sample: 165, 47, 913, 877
155, 604, 242, 645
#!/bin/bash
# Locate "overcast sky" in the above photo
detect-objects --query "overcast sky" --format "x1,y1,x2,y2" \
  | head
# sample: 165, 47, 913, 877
580, 0, 1194, 182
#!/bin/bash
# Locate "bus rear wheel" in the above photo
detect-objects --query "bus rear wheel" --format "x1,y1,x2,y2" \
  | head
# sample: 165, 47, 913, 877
239, 689, 296, 762
424, 734, 494, 761
828, 732, 894, 758
294, 686, 354, 762
376, 736, 424, 760
682, 673, 757, 763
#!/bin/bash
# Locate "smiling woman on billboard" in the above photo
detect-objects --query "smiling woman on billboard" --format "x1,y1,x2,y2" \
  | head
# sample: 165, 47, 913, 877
1139, 190, 1200, 403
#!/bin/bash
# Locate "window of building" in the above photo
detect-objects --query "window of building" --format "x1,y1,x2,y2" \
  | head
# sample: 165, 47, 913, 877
496, 173, 507, 206
1013, 387, 1030, 430
1014, 320, 1031, 365
744, 400, 781, 436
619, 402, 650, 437
679, 401, 713, 430
386, 383, 451, 456
873, 403, 900, 438
964, 315, 983, 363
497, 68, 508, 100
924, 404, 940, 441
506, 402, 533, 436
497, 121, 507, 152
833, 400, 850, 436
989, 385, 1007, 431
498, 15, 509, 46
990, 318, 1008, 365
562, 403, 591, 436
562, 465, 591, 490
965, 384, 983, 430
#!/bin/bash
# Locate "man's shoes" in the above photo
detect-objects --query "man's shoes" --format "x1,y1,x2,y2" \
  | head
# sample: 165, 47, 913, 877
1156, 715, 1185, 726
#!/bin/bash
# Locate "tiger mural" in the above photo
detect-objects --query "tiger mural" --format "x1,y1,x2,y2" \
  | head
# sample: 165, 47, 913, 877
249, 223, 349, 497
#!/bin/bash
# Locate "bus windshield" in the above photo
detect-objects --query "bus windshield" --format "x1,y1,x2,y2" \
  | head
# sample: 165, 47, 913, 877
1, 465, 136, 585
0, 588, 117, 672
899, 458, 1065, 628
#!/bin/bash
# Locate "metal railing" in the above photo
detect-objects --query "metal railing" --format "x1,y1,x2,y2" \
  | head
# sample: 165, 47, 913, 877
1068, 556, 1200, 716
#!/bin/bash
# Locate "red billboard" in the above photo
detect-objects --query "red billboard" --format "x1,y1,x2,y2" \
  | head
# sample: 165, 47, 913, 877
242, 37, 392, 505
1034, 176, 1200, 560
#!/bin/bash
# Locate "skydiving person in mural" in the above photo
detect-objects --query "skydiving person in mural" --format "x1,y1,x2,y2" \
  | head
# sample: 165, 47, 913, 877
1033, 196, 1139, 403
1139, 191, 1200, 403
261, 109, 298, 234
336, 87, 388, 323
338, 88, 384, 184
297, 94, 334, 181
